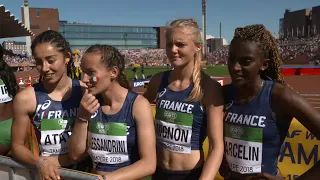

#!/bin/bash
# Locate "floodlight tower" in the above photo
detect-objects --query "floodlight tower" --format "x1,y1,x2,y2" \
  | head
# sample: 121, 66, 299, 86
202, 0, 207, 56
23, 0, 32, 56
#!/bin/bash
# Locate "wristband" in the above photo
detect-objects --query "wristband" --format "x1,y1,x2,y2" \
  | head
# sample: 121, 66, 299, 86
78, 117, 89, 122
36, 158, 47, 168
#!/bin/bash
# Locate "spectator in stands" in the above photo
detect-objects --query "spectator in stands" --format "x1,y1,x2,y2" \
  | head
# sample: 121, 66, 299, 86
10, 30, 86, 180
0, 49, 19, 155
220, 24, 320, 180
144, 19, 224, 180
69, 45, 156, 180
141, 64, 145, 79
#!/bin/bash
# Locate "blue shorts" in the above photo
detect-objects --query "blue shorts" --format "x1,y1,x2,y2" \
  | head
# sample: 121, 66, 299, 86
152, 166, 203, 180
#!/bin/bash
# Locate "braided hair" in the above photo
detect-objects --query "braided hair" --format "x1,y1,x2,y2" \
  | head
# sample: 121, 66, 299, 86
232, 24, 285, 85
31, 30, 77, 80
84, 45, 130, 90
0, 59, 19, 99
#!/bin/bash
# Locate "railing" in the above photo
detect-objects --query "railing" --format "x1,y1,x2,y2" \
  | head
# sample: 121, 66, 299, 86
0, 155, 99, 180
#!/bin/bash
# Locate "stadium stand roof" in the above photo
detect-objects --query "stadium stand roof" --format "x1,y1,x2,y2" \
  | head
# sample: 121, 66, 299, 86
0, 4, 34, 38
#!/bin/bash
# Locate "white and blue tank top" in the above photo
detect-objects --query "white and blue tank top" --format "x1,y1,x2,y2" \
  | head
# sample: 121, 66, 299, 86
223, 80, 290, 175
32, 79, 82, 157
155, 70, 207, 154
87, 91, 140, 172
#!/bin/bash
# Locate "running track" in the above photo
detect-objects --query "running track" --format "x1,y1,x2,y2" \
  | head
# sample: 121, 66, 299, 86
14, 69, 320, 110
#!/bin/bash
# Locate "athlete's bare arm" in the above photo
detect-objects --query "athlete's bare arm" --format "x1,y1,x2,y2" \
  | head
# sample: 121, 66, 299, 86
102, 95, 156, 180
272, 83, 320, 179
69, 88, 96, 162
143, 72, 163, 103
199, 76, 225, 180
11, 86, 41, 166
11, 86, 71, 180
68, 116, 89, 162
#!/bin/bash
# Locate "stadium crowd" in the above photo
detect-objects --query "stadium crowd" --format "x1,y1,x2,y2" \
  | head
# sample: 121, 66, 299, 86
2, 47, 33, 65
277, 34, 320, 63
3, 35, 320, 68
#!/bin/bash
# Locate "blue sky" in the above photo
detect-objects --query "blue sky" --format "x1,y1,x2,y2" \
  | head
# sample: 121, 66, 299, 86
1, 0, 319, 44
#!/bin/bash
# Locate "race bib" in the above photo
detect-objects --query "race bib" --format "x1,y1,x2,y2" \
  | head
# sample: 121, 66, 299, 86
0, 79, 12, 103
40, 118, 74, 156
224, 123, 263, 174
88, 121, 129, 164
155, 109, 193, 154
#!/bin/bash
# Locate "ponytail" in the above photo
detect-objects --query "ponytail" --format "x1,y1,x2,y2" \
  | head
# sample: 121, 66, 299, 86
67, 57, 77, 79
186, 50, 204, 102
118, 72, 131, 90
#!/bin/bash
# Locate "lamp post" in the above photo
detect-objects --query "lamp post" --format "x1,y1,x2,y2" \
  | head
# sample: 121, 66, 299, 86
202, 0, 207, 56
23, 0, 32, 56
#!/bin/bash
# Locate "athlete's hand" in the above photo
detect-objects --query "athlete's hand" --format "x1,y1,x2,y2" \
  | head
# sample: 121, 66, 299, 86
78, 88, 100, 119
97, 174, 108, 180
37, 158, 60, 180
252, 173, 284, 180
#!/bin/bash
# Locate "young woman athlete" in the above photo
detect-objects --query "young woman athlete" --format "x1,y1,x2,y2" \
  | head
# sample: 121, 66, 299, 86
0, 51, 19, 155
69, 45, 156, 180
144, 19, 224, 180
11, 30, 84, 180
220, 24, 320, 180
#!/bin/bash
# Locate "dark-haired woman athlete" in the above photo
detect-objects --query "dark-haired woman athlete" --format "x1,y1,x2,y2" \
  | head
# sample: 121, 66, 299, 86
220, 24, 320, 180
11, 30, 85, 180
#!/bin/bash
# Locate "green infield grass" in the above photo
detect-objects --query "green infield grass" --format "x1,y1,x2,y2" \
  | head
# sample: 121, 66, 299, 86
125, 65, 229, 80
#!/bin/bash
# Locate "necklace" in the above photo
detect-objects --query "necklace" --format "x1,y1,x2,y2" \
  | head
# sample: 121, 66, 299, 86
236, 80, 264, 104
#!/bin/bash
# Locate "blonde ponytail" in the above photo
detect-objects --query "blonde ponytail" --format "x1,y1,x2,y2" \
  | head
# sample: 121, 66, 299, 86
187, 49, 204, 102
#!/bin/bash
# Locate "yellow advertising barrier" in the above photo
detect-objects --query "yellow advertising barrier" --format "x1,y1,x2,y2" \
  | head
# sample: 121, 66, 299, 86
151, 105, 320, 180
278, 118, 319, 179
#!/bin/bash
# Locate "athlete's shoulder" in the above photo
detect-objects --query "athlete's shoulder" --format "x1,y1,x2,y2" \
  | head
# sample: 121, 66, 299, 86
132, 94, 152, 117
150, 71, 166, 83
13, 86, 36, 110
202, 73, 224, 106
134, 94, 151, 106
202, 74, 223, 94
271, 82, 294, 99
201, 72, 219, 85
17, 86, 35, 98
270, 82, 311, 122
144, 71, 166, 102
